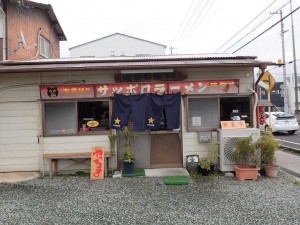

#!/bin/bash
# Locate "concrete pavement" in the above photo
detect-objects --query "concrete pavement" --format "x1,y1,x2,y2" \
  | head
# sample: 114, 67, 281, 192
276, 150, 300, 179
0, 172, 40, 183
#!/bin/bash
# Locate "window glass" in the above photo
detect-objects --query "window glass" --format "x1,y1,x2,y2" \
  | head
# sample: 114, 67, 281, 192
40, 36, 50, 58
220, 97, 250, 126
44, 100, 109, 136
78, 101, 109, 131
45, 102, 76, 135
188, 98, 219, 130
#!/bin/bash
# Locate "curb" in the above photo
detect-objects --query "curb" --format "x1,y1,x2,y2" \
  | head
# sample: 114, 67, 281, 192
278, 145, 300, 179
279, 144, 300, 154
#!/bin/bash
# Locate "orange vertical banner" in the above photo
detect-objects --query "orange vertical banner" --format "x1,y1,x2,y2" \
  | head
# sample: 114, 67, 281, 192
90, 147, 105, 180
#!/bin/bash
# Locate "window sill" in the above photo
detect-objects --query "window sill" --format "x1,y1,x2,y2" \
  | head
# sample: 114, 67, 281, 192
44, 130, 110, 137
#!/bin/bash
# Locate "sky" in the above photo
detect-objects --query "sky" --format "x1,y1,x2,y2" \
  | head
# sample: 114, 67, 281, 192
36, 0, 300, 82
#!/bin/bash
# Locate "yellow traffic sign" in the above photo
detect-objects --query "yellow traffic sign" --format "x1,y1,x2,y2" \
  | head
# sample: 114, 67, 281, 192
260, 71, 276, 92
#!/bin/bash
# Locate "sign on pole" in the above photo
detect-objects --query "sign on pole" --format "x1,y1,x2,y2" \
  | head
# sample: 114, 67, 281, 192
258, 71, 276, 92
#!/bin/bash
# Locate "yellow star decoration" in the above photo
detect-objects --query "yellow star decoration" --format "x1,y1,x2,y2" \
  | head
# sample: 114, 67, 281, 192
148, 117, 155, 124
114, 117, 121, 125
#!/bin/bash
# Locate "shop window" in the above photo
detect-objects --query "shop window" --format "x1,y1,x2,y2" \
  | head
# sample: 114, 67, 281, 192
44, 100, 109, 136
78, 101, 109, 131
187, 98, 219, 131
45, 102, 76, 135
220, 97, 251, 126
186, 96, 251, 131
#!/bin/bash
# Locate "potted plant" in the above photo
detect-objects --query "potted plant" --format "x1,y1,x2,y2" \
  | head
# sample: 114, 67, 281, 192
108, 131, 117, 173
207, 137, 219, 172
120, 126, 137, 174
108, 132, 117, 156
198, 157, 211, 176
232, 136, 260, 181
257, 132, 279, 177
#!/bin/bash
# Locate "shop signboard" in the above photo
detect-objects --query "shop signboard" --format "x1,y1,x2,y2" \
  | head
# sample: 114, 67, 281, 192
40, 85, 94, 99
40, 79, 239, 99
220, 120, 246, 129
90, 147, 105, 180
95, 79, 239, 97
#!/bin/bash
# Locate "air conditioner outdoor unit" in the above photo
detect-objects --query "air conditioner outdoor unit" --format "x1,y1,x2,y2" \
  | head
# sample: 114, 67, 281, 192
218, 128, 260, 172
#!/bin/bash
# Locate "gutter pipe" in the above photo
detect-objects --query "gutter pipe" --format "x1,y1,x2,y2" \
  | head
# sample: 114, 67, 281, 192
0, 5, 6, 60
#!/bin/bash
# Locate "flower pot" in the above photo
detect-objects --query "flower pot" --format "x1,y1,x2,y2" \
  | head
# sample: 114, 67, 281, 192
123, 161, 135, 174
265, 165, 279, 178
234, 165, 259, 181
199, 167, 210, 176
210, 164, 215, 173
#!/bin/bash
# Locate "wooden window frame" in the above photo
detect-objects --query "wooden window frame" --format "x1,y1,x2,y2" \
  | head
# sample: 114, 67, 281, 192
185, 95, 253, 132
42, 98, 111, 137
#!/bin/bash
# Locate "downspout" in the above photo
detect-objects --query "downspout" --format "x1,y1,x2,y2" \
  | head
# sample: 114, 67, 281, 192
254, 64, 267, 128
29, 28, 42, 60
0, 5, 6, 60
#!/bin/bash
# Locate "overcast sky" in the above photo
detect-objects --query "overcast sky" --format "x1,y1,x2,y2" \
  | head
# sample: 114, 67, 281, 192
37, 0, 300, 81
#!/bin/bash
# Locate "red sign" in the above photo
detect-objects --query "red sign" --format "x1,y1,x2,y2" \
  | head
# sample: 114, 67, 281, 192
40, 80, 239, 99
169, 80, 239, 95
95, 80, 239, 97
220, 120, 246, 129
40, 85, 94, 99
90, 147, 105, 180
258, 106, 266, 125
95, 83, 169, 97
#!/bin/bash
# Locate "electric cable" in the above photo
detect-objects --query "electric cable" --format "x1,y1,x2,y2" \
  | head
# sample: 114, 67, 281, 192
232, 6, 300, 54
180, 0, 217, 51
215, 0, 278, 53
173, 0, 205, 46
221, 0, 292, 53
171, 0, 196, 45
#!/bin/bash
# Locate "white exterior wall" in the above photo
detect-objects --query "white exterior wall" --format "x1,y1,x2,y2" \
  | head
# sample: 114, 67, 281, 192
0, 74, 40, 171
70, 34, 166, 57
0, 67, 255, 172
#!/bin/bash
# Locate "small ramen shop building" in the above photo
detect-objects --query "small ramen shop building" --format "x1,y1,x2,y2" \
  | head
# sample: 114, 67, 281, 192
0, 54, 273, 173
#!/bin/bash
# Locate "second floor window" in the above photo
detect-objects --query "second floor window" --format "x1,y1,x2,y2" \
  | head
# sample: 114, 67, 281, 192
40, 36, 50, 58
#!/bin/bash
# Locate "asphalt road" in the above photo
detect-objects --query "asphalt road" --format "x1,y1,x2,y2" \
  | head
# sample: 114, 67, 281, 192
274, 130, 300, 152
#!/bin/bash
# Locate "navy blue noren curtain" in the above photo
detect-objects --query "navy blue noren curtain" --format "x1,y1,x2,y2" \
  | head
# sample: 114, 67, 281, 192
111, 93, 181, 131
145, 93, 181, 130
110, 94, 147, 131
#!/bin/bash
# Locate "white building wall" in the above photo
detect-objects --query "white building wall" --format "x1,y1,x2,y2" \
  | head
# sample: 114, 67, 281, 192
70, 34, 166, 57
0, 74, 40, 172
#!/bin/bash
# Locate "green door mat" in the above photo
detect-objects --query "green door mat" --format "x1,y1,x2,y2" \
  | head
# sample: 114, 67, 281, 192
163, 176, 189, 185
122, 168, 145, 177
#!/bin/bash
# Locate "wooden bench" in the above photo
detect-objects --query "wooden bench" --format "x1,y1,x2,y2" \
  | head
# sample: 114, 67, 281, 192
43, 152, 110, 178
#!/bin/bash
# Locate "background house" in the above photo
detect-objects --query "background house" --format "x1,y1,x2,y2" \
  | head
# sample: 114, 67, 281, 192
69, 33, 166, 58
259, 82, 284, 111
0, 0, 66, 61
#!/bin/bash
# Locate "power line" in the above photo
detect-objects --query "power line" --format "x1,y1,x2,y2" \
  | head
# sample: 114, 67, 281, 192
171, 0, 196, 44
222, 0, 291, 53
180, 0, 217, 50
232, 6, 300, 54
177, 0, 213, 46
174, 0, 204, 45
214, 0, 278, 53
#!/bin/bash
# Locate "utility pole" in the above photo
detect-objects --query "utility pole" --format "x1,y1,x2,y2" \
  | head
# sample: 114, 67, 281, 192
290, 0, 299, 114
273, 10, 289, 113
169, 46, 177, 55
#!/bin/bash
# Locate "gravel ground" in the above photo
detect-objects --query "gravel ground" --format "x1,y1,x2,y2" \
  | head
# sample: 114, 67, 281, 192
0, 171, 300, 225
